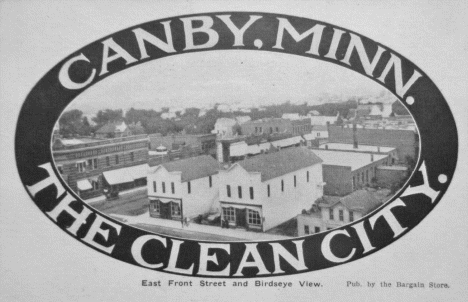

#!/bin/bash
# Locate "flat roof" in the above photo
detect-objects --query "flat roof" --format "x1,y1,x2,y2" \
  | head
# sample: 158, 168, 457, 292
319, 143, 395, 153
311, 149, 388, 171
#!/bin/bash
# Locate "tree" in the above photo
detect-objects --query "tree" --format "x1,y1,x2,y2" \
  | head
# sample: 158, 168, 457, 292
92, 109, 123, 128
59, 109, 92, 137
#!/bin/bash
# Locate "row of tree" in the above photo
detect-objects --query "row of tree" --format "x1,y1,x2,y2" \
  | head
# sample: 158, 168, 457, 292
60, 99, 399, 138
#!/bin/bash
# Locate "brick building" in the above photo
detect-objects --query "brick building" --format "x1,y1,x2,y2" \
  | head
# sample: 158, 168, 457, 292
240, 118, 312, 136
52, 135, 149, 199
310, 149, 390, 196
328, 125, 418, 161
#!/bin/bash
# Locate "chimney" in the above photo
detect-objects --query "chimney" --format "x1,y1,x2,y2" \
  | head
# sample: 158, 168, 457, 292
353, 122, 358, 149
371, 154, 374, 162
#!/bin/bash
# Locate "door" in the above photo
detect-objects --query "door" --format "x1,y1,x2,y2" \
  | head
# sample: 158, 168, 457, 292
160, 202, 171, 219
236, 208, 247, 228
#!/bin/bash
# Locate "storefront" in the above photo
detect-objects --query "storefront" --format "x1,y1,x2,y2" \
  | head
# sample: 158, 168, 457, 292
149, 197, 182, 221
76, 175, 101, 199
220, 202, 263, 231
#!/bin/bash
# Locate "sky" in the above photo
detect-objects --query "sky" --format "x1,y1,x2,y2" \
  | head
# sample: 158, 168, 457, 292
69, 49, 390, 114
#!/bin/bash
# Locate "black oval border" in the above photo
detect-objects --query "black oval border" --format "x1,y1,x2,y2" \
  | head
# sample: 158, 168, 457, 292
15, 12, 458, 278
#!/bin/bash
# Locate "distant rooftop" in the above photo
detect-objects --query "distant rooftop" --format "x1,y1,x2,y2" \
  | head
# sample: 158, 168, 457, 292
236, 147, 323, 182
318, 190, 382, 214
58, 138, 102, 146
319, 143, 395, 153
310, 149, 388, 170
159, 155, 220, 182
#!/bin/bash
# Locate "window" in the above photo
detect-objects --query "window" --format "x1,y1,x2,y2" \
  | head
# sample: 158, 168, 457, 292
130, 152, 134, 161
171, 202, 181, 216
115, 155, 119, 165
247, 209, 261, 225
366, 170, 369, 183
276, 127, 279, 132
93, 158, 97, 169
249, 187, 254, 200
339, 210, 344, 221
153, 181, 156, 192
349, 211, 354, 222
162, 182, 166, 193
294, 175, 297, 187
76, 162, 85, 173
304, 225, 310, 234
227, 185, 231, 197
255, 127, 258, 133
314, 227, 320, 233
329, 209, 334, 220
259, 127, 263, 133
92, 180, 99, 190
237, 186, 242, 198
87, 159, 93, 169
270, 127, 273, 133
171, 182, 175, 194
188, 181, 191, 194
307, 171, 310, 182
106, 156, 110, 166
317, 132, 321, 137
281, 179, 284, 192
223, 207, 235, 222
353, 176, 356, 189
150, 200, 160, 214
267, 184, 270, 197
209, 176, 212, 188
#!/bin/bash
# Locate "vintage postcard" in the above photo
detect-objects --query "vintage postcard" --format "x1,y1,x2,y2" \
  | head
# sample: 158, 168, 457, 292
1, 1, 467, 301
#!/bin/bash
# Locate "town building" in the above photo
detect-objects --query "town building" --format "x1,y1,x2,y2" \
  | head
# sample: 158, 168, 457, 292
297, 190, 382, 235
218, 147, 324, 232
307, 112, 339, 126
319, 143, 398, 163
328, 125, 418, 161
147, 155, 220, 221
95, 121, 132, 139
212, 118, 238, 137
240, 118, 312, 136
310, 149, 390, 196
228, 135, 305, 161
52, 135, 150, 199
149, 133, 216, 158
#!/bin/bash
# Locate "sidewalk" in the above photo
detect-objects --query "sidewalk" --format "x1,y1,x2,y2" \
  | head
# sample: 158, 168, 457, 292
110, 212, 292, 242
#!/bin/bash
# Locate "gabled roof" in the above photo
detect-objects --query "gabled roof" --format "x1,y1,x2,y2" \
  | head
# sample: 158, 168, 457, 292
96, 121, 127, 134
160, 155, 220, 182
318, 190, 382, 214
236, 147, 323, 182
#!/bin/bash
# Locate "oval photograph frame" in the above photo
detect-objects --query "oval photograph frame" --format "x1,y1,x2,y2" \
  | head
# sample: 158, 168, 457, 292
15, 12, 458, 278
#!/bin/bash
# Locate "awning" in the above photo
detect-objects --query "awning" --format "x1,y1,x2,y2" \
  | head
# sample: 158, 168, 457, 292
221, 203, 262, 212
149, 197, 180, 205
103, 170, 134, 185
77, 179, 92, 191
230, 141, 248, 157
271, 136, 304, 148
103, 164, 149, 185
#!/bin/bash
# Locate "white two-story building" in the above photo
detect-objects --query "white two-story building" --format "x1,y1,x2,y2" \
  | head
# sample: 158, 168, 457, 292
297, 190, 382, 236
147, 155, 220, 221
218, 147, 324, 232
